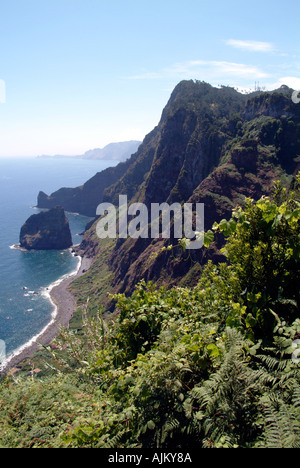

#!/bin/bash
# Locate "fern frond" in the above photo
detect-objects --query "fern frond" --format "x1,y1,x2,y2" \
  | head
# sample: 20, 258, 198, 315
293, 384, 300, 408
257, 395, 300, 448
161, 419, 180, 444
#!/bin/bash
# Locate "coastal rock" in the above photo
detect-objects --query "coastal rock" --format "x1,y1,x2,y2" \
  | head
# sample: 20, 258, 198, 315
20, 206, 73, 251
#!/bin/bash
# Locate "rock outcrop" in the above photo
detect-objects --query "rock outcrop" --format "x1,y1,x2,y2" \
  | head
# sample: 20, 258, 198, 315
20, 206, 73, 251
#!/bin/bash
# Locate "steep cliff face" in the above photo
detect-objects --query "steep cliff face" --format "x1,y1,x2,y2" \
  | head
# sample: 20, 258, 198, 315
104, 81, 246, 207
97, 82, 299, 298
43, 80, 300, 308
20, 207, 72, 251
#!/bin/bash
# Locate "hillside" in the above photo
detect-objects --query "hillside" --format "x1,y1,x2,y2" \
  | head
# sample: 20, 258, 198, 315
1, 80, 300, 449
1, 176, 299, 448
63, 80, 300, 313
36, 80, 300, 311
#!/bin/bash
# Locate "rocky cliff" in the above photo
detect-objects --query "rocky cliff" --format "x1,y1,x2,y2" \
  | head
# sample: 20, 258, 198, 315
38, 80, 300, 310
100, 82, 299, 299
20, 206, 73, 251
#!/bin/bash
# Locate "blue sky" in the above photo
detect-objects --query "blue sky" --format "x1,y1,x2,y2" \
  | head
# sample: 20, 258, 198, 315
0, 0, 299, 157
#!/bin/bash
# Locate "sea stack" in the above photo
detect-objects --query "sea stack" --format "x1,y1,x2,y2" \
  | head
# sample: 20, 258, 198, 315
20, 206, 73, 251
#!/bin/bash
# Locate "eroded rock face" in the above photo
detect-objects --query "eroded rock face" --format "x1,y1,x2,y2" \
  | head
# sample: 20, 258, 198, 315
35, 81, 300, 303
20, 206, 72, 251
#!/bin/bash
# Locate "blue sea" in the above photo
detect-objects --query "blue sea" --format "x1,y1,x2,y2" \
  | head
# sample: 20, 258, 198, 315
0, 157, 116, 364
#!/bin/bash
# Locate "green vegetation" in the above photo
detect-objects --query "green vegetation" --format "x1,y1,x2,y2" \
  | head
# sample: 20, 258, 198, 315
70, 236, 116, 327
0, 176, 299, 448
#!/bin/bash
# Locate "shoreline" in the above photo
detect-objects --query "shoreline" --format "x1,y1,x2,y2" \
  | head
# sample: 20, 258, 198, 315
0, 254, 92, 374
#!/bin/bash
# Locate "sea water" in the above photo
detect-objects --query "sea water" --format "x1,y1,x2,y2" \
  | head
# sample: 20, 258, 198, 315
0, 157, 117, 360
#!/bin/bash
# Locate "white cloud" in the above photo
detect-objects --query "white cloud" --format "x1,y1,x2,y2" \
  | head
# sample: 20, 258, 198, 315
226, 39, 274, 53
126, 60, 269, 82
269, 76, 300, 90
209, 61, 269, 78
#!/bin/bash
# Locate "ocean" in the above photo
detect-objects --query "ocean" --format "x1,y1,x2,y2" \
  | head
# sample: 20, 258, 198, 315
0, 157, 116, 363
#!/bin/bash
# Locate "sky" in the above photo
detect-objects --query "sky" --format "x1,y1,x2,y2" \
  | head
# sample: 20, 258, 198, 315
0, 0, 299, 157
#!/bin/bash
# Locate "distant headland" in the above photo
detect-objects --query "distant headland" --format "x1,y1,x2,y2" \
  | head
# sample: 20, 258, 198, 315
36, 140, 141, 162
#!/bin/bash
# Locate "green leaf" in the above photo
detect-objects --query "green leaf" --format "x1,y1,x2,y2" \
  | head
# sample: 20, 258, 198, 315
207, 343, 221, 358
204, 230, 215, 248
147, 420, 156, 430
218, 218, 237, 237
245, 313, 257, 329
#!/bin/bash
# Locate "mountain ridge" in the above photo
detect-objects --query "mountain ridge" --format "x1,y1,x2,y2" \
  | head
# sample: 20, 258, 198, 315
37, 80, 300, 312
